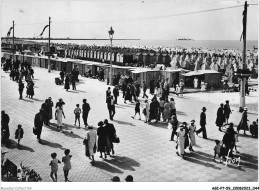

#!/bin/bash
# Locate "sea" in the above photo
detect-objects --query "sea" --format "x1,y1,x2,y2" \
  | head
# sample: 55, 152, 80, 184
47, 39, 258, 51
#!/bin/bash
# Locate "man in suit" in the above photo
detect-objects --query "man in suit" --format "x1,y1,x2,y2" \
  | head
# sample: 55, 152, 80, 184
196, 107, 207, 139
224, 100, 232, 124
113, 86, 119, 104
34, 109, 44, 142
142, 81, 148, 99
82, 99, 91, 127
18, 80, 24, 99
104, 119, 116, 155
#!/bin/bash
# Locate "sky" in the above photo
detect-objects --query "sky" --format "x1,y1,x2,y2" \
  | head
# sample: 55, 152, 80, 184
0, 0, 259, 40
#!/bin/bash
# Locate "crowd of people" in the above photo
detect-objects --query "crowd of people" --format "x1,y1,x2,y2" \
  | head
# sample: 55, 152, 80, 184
1, 54, 258, 182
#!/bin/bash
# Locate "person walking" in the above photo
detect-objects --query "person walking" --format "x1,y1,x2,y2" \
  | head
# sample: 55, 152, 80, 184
188, 120, 196, 152
34, 109, 44, 142
149, 78, 155, 95
97, 121, 110, 158
41, 99, 49, 126
144, 99, 150, 123
106, 87, 111, 102
134, 81, 141, 98
158, 97, 165, 121
47, 97, 54, 125
131, 100, 141, 120
237, 107, 249, 135
149, 97, 159, 123
84, 126, 97, 162
163, 99, 171, 123
170, 98, 176, 115
113, 85, 119, 104
216, 103, 225, 131
74, 104, 81, 127
122, 82, 127, 99
176, 124, 185, 159
71, 75, 76, 90
104, 119, 116, 155
82, 99, 91, 127
124, 84, 132, 103
62, 149, 72, 182
179, 79, 184, 96
170, 114, 178, 141
27, 81, 34, 99
15, 124, 24, 147
142, 81, 148, 99
18, 80, 24, 99
64, 75, 70, 91
55, 104, 65, 131
110, 96, 116, 120
1, 110, 10, 145
196, 107, 207, 139
224, 100, 232, 124
49, 153, 61, 182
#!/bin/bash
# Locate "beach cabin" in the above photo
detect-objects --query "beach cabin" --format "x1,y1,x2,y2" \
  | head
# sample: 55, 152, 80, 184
134, 53, 143, 63
131, 70, 147, 84
163, 69, 190, 87
181, 70, 221, 88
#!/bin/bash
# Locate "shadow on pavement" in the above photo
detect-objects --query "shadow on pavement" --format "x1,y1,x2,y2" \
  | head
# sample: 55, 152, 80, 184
21, 99, 34, 103
61, 130, 84, 139
67, 90, 79, 94
32, 98, 45, 102
4, 139, 35, 152
104, 155, 140, 171
113, 119, 136, 126
239, 153, 258, 165
39, 139, 65, 150
91, 160, 123, 174
184, 155, 221, 170
148, 122, 167, 129
76, 90, 87, 93
186, 151, 213, 163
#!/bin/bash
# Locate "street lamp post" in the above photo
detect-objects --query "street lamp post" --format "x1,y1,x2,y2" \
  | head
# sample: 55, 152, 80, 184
108, 27, 114, 85
48, 16, 51, 73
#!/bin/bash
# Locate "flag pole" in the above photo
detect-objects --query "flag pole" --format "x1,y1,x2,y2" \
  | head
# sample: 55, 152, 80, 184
48, 16, 51, 73
12, 21, 15, 57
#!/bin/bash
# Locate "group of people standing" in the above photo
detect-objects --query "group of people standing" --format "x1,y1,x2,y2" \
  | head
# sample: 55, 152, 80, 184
84, 119, 117, 162
60, 67, 79, 91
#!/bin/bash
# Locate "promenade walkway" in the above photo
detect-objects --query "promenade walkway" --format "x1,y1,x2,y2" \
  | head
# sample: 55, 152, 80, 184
1, 67, 258, 182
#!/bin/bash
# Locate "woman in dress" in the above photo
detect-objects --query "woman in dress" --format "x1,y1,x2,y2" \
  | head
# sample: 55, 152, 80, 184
237, 107, 249, 135
188, 119, 196, 152
216, 103, 225, 131
176, 124, 185, 159
97, 121, 110, 158
85, 126, 97, 162
144, 99, 150, 123
55, 104, 65, 131
163, 99, 171, 123
64, 75, 70, 91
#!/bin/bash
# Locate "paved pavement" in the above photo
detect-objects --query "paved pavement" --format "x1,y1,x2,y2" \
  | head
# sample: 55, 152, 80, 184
1, 67, 258, 182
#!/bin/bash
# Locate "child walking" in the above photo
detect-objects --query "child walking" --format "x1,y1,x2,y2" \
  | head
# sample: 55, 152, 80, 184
15, 124, 24, 147
74, 104, 81, 127
49, 153, 61, 182
62, 149, 72, 182
131, 100, 141, 120
213, 140, 223, 163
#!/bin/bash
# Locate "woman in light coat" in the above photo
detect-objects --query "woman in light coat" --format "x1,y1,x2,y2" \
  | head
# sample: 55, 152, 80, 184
55, 104, 65, 131
85, 126, 97, 162
176, 124, 185, 159
188, 119, 196, 152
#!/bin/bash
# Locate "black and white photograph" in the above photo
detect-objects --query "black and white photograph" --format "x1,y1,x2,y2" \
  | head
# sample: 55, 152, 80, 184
1, 0, 259, 190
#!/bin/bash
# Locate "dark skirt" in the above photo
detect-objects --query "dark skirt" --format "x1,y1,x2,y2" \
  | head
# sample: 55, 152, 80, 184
64, 82, 70, 90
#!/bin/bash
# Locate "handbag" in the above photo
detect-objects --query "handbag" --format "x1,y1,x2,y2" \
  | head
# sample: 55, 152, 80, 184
112, 134, 120, 143
83, 138, 87, 145
33, 127, 37, 135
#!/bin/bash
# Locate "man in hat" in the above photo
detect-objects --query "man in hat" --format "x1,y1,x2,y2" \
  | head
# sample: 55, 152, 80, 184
34, 109, 44, 142
113, 85, 119, 104
216, 103, 225, 131
18, 80, 25, 99
196, 107, 207, 139
237, 107, 249, 135
224, 100, 232, 124
82, 99, 91, 127
47, 97, 54, 125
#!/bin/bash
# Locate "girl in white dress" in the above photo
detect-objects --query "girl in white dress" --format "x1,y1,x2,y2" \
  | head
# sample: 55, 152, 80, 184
55, 104, 65, 131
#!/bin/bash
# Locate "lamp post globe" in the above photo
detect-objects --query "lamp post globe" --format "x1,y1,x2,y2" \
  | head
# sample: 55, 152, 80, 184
108, 27, 114, 85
